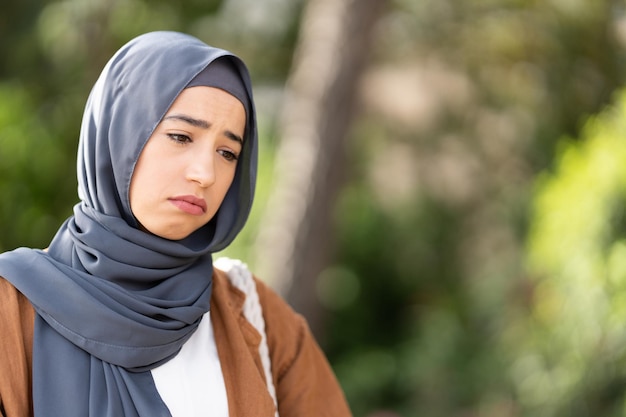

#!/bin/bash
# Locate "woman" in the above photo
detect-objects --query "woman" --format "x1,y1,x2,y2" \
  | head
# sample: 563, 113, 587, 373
0, 31, 351, 417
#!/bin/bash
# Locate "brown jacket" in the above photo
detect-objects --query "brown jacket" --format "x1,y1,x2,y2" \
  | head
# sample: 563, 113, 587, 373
0, 268, 352, 417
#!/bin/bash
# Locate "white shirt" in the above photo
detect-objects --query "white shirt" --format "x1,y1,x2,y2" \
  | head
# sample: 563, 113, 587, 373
152, 312, 229, 417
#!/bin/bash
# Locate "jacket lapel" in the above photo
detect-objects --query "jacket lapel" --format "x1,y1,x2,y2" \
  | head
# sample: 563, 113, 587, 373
210, 268, 276, 416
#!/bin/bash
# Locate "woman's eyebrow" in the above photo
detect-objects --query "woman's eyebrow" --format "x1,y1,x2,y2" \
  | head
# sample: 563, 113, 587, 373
163, 114, 210, 129
225, 131, 244, 145
164, 113, 243, 144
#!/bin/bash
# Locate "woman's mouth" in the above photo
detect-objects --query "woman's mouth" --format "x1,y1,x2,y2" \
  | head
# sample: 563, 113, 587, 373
168, 195, 207, 215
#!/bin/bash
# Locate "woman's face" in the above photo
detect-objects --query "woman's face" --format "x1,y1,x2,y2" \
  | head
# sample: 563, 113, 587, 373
129, 86, 246, 240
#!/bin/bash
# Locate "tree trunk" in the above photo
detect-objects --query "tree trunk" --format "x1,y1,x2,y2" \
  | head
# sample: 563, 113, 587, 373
253, 0, 388, 338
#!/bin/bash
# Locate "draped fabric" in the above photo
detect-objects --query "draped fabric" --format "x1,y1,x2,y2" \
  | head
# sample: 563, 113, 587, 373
0, 31, 257, 416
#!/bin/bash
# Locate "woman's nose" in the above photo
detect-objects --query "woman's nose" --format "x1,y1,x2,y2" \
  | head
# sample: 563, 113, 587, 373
186, 152, 216, 188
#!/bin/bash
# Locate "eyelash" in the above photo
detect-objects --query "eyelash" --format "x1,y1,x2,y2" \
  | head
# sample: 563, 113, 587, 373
168, 133, 192, 144
219, 149, 239, 161
167, 134, 239, 161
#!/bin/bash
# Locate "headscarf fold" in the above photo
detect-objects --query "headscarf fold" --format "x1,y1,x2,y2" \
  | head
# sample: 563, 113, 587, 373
0, 31, 257, 416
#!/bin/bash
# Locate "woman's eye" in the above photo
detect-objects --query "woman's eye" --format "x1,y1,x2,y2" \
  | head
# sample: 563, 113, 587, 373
219, 149, 239, 162
167, 133, 191, 144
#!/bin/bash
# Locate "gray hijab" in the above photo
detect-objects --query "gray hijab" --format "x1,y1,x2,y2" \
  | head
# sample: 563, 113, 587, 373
0, 31, 257, 416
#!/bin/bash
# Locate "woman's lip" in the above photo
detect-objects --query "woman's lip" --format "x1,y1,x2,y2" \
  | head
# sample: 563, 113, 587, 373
168, 195, 207, 215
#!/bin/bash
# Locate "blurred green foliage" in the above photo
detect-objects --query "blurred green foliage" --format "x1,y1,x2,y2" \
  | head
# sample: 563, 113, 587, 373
0, 82, 75, 251
3, 1, 626, 416
518, 90, 626, 417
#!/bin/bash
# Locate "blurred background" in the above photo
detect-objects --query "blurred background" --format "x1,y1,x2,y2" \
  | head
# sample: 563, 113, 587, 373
2, 0, 626, 415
